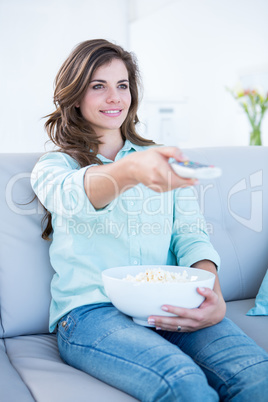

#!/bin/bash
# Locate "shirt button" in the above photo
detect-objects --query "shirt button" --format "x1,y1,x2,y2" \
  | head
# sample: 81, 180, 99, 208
133, 260, 138, 265
130, 201, 134, 206
62, 321, 67, 327
132, 231, 136, 236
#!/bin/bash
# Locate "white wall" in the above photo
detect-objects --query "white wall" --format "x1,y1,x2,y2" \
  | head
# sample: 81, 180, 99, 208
0, 0, 129, 153
1, 0, 268, 152
130, 0, 268, 148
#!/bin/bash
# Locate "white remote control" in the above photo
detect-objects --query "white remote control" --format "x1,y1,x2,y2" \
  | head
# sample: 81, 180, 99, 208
170, 160, 222, 179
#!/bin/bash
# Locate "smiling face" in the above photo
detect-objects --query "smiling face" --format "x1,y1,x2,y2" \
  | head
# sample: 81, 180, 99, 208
77, 58, 132, 140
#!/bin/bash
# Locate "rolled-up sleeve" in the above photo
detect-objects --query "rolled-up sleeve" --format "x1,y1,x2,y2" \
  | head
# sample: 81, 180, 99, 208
31, 152, 116, 221
170, 186, 221, 270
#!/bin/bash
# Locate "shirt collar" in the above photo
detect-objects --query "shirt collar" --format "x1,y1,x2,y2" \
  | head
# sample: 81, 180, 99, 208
97, 140, 145, 163
120, 139, 146, 153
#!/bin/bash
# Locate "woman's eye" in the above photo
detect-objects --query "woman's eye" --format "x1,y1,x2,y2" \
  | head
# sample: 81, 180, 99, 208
92, 84, 104, 90
119, 84, 128, 89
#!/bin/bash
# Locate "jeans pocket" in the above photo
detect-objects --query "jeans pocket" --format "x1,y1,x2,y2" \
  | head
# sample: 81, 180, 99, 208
57, 313, 76, 342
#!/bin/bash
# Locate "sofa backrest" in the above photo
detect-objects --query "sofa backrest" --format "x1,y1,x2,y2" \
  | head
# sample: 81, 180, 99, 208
0, 153, 54, 338
0, 147, 268, 337
188, 146, 268, 303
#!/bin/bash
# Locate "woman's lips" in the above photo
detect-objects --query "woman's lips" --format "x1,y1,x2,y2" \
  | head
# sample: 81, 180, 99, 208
100, 109, 122, 117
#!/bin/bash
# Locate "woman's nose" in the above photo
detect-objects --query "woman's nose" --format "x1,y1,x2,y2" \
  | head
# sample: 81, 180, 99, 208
106, 88, 120, 103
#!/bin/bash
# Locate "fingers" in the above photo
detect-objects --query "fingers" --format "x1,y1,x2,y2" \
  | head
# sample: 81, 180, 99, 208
148, 287, 220, 332
148, 315, 200, 333
154, 147, 198, 188
155, 146, 188, 162
162, 304, 205, 323
148, 306, 203, 333
152, 147, 197, 189
130, 146, 197, 192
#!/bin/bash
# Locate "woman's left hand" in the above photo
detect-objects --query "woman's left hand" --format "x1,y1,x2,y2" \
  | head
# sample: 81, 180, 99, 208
148, 260, 226, 332
148, 286, 226, 332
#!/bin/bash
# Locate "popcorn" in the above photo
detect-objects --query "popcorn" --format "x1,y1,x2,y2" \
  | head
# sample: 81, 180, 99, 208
123, 268, 198, 283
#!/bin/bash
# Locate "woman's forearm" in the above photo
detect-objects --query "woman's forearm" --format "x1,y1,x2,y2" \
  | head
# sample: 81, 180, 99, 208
83, 147, 195, 210
83, 156, 138, 209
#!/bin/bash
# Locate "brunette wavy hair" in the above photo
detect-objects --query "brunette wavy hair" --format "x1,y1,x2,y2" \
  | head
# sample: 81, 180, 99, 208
41, 39, 155, 240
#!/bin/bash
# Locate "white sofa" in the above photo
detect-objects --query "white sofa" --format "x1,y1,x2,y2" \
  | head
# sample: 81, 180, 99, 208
0, 146, 267, 401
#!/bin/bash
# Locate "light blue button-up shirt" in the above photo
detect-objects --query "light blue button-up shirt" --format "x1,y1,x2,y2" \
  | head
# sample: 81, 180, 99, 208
31, 140, 220, 332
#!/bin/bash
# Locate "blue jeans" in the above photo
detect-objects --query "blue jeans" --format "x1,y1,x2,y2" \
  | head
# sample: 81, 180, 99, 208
57, 303, 268, 401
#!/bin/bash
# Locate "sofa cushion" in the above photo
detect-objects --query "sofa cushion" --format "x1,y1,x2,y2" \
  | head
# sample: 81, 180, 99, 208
225, 298, 268, 352
247, 269, 268, 316
0, 339, 34, 401
5, 334, 137, 402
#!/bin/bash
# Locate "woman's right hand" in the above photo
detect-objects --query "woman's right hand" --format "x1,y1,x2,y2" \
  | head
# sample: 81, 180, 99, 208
128, 146, 197, 192
84, 146, 197, 209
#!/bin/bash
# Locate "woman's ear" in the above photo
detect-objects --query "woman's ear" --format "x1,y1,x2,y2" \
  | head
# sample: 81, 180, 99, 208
75, 103, 80, 108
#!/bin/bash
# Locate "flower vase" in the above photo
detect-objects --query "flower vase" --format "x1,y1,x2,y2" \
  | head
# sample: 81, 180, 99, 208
250, 127, 262, 146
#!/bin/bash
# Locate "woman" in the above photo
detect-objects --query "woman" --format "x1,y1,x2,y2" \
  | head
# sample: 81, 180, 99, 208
31, 39, 268, 401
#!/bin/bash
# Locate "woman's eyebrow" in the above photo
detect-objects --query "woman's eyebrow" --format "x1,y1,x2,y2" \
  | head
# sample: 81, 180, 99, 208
89, 79, 129, 83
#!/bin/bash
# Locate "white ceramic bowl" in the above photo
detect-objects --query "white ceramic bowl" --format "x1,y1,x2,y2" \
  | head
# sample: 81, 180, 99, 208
102, 265, 215, 326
